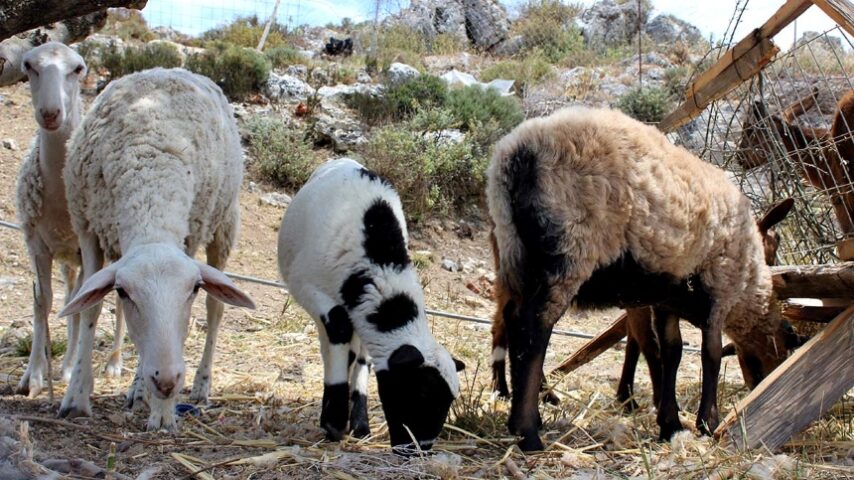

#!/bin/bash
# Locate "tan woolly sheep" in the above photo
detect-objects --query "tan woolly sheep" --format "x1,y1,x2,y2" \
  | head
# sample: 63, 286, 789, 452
487, 106, 798, 451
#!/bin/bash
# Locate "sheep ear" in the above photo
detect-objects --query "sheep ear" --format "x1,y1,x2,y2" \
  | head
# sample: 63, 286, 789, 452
452, 357, 466, 372
388, 345, 425, 371
757, 198, 795, 233
58, 265, 117, 317
196, 261, 256, 309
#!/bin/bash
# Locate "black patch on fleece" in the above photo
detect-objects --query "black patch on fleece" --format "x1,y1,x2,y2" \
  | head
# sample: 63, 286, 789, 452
340, 270, 373, 309
366, 293, 419, 333
348, 350, 356, 367
359, 167, 393, 188
505, 145, 568, 282
376, 345, 455, 450
362, 198, 409, 269
321, 306, 353, 345
320, 382, 349, 441
574, 252, 712, 325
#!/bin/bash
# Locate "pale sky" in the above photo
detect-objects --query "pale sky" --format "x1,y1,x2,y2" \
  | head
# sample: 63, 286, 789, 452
141, 0, 844, 50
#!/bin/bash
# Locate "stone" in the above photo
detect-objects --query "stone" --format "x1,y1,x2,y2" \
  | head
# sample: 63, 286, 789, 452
580, 0, 649, 49
247, 181, 259, 193
310, 66, 330, 86
424, 129, 465, 146
356, 70, 372, 83
285, 64, 309, 80
441, 258, 459, 272
646, 14, 703, 45
491, 35, 524, 57
2, 139, 17, 151
260, 192, 292, 208
386, 62, 420, 85
462, 0, 510, 49
263, 73, 314, 102
314, 105, 367, 152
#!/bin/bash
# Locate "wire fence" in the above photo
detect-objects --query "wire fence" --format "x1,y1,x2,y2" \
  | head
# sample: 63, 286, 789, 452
669, 25, 854, 266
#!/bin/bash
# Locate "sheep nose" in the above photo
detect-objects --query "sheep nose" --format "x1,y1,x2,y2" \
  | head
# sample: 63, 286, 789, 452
150, 371, 181, 398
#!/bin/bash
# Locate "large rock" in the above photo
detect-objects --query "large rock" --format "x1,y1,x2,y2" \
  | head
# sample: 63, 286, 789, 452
580, 0, 649, 49
314, 105, 367, 153
264, 73, 314, 102
646, 14, 702, 45
462, 0, 510, 49
386, 62, 420, 85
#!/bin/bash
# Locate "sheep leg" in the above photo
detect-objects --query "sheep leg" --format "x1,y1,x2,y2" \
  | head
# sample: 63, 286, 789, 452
639, 321, 663, 409
104, 299, 124, 377
653, 307, 684, 440
695, 325, 722, 436
17, 236, 52, 398
59, 233, 104, 419
124, 366, 146, 411
490, 316, 510, 399
59, 263, 80, 383
506, 287, 562, 452
616, 334, 641, 413
348, 336, 371, 438
189, 235, 230, 404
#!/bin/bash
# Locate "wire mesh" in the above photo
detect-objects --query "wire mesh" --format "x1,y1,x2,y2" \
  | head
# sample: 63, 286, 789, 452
668, 26, 854, 266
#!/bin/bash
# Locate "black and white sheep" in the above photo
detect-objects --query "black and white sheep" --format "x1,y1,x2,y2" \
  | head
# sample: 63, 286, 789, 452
58, 68, 255, 431
15, 42, 125, 397
487, 106, 797, 451
278, 158, 464, 452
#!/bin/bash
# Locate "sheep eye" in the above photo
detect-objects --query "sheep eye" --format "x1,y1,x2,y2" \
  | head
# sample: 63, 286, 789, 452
193, 283, 202, 295
115, 287, 128, 300
73, 64, 84, 75
23, 61, 31, 70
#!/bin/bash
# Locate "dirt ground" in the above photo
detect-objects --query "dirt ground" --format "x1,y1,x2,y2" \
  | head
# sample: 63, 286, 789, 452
0, 81, 851, 479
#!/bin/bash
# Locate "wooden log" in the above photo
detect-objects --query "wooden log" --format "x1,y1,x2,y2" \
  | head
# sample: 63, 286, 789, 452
782, 298, 851, 323
551, 313, 628, 374
657, 0, 812, 132
836, 238, 854, 261
772, 262, 854, 299
810, 0, 854, 38
715, 306, 854, 452
0, 0, 148, 41
0, 11, 107, 86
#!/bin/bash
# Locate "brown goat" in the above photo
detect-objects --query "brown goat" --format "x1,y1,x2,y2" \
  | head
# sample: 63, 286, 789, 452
738, 89, 854, 236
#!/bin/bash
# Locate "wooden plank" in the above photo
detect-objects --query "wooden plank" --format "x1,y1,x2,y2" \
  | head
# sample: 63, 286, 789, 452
771, 262, 854, 299
0, 0, 148, 41
657, 0, 812, 132
551, 313, 628, 374
837, 238, 854, 261
715, 306, 854, 451
811, 0, 854, 38
783, 298, 851, 323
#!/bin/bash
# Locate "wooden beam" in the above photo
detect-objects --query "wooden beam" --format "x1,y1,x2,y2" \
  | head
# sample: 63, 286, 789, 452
771, 262, 854, 299
658, 0, 812, 132
836, 238, 854, 261
0, 0, 148, 41
810, 0, 854, 38
715, 306, 854, 451
782, 298, 851, 323
551, 313, 628, 374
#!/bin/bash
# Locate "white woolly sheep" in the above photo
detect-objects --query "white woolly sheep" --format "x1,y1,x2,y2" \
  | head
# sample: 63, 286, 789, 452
15, 42, 125, 398
58, 68, 255, 431
278, 158, 465, 452
487, 106, 796, 451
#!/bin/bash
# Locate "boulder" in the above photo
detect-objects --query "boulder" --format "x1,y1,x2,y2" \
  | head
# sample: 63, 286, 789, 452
386, 0, 509, 49
646, 14, 703, 45
263, 73, 314, 102
314, 105, 367, 152
491, 35, 524, 57
285, 64, 309, 80
462, 0, 510, 49
580, 0, 649, 49
386, 62, 420, 85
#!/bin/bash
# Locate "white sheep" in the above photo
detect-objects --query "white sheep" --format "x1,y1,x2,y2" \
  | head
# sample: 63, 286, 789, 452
15, 42, 125, 398
278, 158, 464, 452
487, 106, 795, 451
58, 67, 255, 431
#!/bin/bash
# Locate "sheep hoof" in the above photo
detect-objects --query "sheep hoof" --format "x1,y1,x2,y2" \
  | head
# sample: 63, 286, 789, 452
58, 404, 91, 419
350, 422, 371, 439
104, 359, 123, 378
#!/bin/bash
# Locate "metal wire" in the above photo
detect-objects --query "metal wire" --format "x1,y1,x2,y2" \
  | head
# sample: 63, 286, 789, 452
0, 217, 702, 353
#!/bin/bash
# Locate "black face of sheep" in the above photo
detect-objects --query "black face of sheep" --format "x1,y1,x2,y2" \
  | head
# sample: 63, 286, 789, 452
375, 345, 457, 454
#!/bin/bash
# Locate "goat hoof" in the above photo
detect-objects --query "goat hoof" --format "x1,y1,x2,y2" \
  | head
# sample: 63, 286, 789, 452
58, 404, 91, 419
542, 391, 560, 406
351, 422, 371, 438
621, 399, 641, 414
518, 434, 545, 452
323, 424, 346, 442
658, 422, 683, 441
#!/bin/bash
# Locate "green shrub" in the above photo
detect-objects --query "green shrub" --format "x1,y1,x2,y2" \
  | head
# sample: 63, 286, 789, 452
101, 42, 183, 80
265, 46, 308, 68
104, 9, 155, 43
15, 335, 66, 358
362, 123, 489, 220
480, 54, 553, 95
514, 0, 584, 63
186, 43, 270, 99
368, 24, 426, 71
200, 16, 289, 49
447, 86, 524, 138
346, 74, 448, 125
663, 66, 690, 101
616, 86, 673, 123
243, 117, 320, 189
